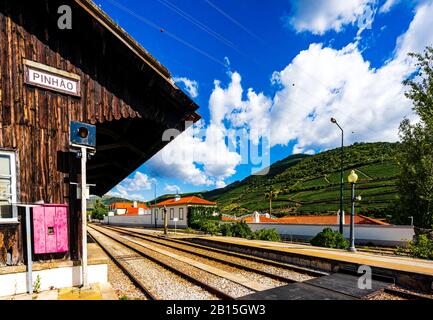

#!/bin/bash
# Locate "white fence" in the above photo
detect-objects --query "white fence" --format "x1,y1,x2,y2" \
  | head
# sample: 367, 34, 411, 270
247, 223, 415, 246
101, 214, 188, 228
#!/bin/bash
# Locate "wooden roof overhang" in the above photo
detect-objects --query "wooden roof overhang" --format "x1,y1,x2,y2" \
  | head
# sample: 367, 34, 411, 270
70, 0, 201, 195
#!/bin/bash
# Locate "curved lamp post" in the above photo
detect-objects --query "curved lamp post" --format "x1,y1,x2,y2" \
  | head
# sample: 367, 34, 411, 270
348, 170, 359, 252
331, 117, 344, 234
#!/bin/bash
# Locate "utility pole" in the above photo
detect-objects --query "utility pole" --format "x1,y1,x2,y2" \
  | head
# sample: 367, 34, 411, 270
331, 118, 344, 234
163, 205, 168, 236
80, 146, 88, 288
154, 181, 157, 228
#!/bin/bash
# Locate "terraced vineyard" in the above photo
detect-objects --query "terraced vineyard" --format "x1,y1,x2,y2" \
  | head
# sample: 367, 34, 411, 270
203, 142, 400, 218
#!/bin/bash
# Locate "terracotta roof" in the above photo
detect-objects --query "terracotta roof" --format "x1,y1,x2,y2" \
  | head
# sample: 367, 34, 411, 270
153, 196, 216, 207
109, 202, 149, 210
221, 214, 389, 225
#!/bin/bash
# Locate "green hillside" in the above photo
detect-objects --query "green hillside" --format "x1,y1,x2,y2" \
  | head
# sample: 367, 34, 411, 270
203, 142, 400, 218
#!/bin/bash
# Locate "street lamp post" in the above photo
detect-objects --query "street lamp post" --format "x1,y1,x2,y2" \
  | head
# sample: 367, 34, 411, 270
331, 117, 344, 234
348, 170, 359, 252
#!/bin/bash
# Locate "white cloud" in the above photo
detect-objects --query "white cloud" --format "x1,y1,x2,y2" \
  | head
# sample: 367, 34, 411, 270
287, 0, 376, 35
110, 0, 433, 194
394, 0, 433, 61
164, 184, 181, 193
379, 0, 399, 13
146, 121, 241, 187
173, 77, 199, 98
108, 172, 154, 201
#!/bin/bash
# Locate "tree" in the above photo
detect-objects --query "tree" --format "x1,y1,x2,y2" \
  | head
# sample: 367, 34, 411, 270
264, 186, 280, 216
397, 46, 433, 228
91, 199, 108, 221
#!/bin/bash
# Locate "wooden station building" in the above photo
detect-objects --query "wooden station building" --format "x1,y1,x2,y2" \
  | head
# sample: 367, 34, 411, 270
0, 0, 200, 267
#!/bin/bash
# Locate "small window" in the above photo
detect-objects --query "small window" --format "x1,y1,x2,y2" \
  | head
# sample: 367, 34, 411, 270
170, 208, 174, 220
0, 151, 17, 221
155, 209, 158, 220
179, 208, 184, 220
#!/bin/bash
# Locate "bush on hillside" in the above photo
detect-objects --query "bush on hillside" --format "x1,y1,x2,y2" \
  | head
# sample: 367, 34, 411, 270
252, 228, 281, 242
310, 228, 349, 249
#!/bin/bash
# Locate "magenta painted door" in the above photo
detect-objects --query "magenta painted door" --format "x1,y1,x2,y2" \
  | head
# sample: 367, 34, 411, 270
55, 206, 68, 252
32, 206, 46, 254
32, 204, 69, 254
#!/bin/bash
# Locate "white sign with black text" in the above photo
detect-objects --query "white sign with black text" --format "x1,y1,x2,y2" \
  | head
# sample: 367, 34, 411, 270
24, 59, 81, 97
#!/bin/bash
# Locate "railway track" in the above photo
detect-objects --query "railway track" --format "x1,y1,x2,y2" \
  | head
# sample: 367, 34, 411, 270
89, 226, 226, 299
90, 224, 433, 301
103, 225, 327, 279
89, 225, 279, 299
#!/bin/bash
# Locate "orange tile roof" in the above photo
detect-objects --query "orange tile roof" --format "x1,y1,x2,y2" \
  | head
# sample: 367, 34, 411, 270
221, 214, 389, 225
109, 202, 149, 210
153, 196, 216, 207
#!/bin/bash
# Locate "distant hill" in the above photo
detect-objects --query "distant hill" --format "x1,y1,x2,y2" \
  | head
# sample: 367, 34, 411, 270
202, 142, 400, 218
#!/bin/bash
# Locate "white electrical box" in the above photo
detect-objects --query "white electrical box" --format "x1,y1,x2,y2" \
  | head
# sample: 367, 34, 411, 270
76, 185, 90, 200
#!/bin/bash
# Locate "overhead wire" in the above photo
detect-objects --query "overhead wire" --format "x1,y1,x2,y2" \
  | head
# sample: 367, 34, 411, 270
106, 0, 226, 67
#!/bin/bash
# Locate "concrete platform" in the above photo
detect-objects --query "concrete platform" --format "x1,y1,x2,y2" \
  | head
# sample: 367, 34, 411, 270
0, 242, 109, 297
239, 272, 393, 300
0, 282, 117, 300
189, 236, 433, 291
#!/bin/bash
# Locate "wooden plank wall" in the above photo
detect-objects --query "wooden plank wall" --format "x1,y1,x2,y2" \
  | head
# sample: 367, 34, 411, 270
0, 0, 151, 265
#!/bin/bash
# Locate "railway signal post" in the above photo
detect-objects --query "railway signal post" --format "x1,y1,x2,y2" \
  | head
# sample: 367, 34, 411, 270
70, 121, 96, 288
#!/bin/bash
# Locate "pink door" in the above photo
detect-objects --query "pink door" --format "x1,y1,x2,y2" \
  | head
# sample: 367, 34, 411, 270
33, 206, 46, 254
55, 206, 68, 252
44, 206, 56, 253
32, 204, 69, 254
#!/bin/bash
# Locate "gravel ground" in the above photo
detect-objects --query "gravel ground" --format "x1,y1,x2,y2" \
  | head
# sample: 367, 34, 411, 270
115, 226, 315, 283
120, 234, 288, 289
368, 292, 406, 300
89, 227, 217, 300
92, 226, 255, 298
105, 255, 148, 300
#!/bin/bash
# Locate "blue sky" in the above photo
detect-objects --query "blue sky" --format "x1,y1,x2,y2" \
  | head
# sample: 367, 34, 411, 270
101, 0, 433, 201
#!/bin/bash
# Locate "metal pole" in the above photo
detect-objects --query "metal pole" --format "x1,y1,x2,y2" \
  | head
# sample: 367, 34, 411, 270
349, 182, 356, 252
339, 126, 344, 234
81, 146, 89, 288
154, 182, 157, 229
164, 207, 168, 236
25, 206, 33, 294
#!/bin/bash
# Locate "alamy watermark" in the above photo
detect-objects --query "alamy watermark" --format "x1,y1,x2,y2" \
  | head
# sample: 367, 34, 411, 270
357, 265, 372, 290
161, 121, 271, 176
57, 5, 72, 30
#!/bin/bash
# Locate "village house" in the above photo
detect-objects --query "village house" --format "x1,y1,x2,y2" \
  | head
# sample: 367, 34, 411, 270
0, 0, 200, 296
108, 201, 151, 216
152, 195, 217, 228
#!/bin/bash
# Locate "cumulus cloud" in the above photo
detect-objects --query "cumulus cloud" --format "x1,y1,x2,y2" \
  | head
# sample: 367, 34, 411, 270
173, 77, 199, 98
379, 0, 399, 13
112, 0, 433, 195
108, 172, 154, 201
146, 121, 241, 187
164, 184, 181, 193
286, 0, 377, 35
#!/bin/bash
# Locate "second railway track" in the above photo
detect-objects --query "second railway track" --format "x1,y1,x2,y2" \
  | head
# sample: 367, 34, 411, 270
90, 224, 433, 301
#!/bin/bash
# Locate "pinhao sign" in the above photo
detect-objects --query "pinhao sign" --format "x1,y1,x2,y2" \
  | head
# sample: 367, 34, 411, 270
24, 59, 81, 97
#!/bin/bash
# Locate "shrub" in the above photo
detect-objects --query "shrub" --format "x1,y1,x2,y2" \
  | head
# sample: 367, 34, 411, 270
398, 234, 433, 260
310, 228, 349, 249
220, 221, 253, 239
188, 206, 219, 229
252, 229, 281, 242
201, 221, 221, 235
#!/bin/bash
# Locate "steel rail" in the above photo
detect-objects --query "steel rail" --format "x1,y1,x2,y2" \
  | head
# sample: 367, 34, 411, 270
104, 224, 327, 277
87, 232, 158, 300
89, 225, 235, 300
